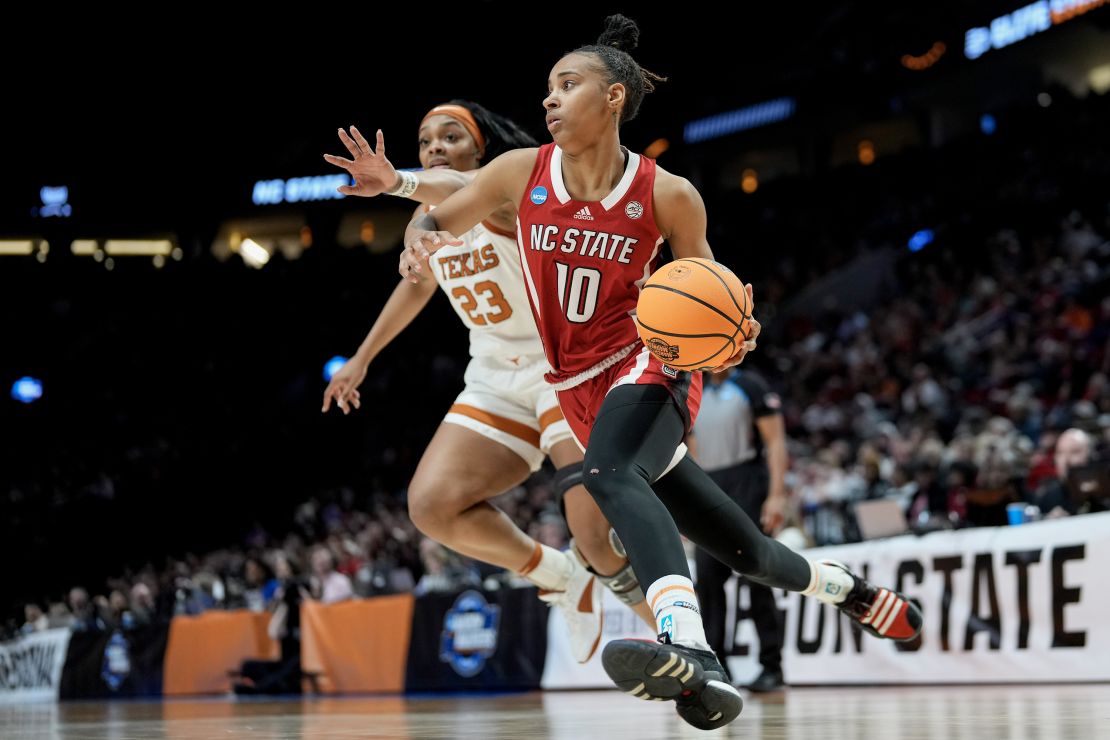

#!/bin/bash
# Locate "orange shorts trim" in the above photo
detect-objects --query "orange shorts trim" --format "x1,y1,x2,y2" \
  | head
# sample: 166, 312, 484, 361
448, 403, 541, 448
538, 406, 565, 434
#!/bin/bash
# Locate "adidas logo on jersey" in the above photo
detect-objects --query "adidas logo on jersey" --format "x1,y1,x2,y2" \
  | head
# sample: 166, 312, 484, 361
573, 206, 595, 221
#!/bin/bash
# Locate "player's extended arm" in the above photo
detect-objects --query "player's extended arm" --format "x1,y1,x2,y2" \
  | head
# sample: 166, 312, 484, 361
400, 148, 536, 281
324, 126, 474, 204
322, 206, 439, 414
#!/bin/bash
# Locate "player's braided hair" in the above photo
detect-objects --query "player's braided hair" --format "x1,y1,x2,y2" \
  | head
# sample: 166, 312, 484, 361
572, 15, 666, 124
446, 99, 539, 160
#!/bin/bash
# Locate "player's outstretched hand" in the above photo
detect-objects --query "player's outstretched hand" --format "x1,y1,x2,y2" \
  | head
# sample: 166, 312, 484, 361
324, 126, 399, 198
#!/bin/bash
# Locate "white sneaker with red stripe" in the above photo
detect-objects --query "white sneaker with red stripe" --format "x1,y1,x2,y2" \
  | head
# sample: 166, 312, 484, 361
823, 560, 923, 642
538, 550, 604, 662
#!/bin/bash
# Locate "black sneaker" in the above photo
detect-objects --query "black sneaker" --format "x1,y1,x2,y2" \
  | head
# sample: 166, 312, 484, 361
823, 560, 923, 642
744, 668, 785, 693
601, 636, 743, 731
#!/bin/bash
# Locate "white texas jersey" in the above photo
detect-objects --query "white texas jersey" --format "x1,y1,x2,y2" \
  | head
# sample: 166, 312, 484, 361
428, 218, 544, 363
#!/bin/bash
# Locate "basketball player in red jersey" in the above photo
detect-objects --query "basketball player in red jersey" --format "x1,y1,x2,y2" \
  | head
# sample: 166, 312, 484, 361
322, 101, 655, 662
396, 16, 923, 730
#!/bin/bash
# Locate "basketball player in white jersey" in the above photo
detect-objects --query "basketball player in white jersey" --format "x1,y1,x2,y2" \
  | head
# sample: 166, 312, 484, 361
322, 102, 653, 661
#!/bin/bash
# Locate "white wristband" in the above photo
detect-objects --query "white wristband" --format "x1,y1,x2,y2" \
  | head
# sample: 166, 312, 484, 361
387, 170, 419, 198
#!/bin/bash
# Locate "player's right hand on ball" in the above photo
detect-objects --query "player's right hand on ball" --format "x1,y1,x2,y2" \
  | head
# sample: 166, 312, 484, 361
321, 359, 368, 415
711, 284, 761, 372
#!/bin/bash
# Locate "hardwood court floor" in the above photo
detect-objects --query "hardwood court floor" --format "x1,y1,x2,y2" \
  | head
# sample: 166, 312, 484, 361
3, 684, 1109, 739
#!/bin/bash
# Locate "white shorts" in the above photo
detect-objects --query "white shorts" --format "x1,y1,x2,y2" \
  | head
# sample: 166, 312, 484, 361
443, 355, 575, 471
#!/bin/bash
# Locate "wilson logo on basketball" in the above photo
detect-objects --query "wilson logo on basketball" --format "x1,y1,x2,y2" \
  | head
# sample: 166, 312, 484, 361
646, 337, 680, 361
667, 265, 692, 281
625, 200, 643, 219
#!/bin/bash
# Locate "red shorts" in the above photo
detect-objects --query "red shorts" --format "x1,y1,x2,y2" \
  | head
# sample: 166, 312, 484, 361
554, 345, 704, 449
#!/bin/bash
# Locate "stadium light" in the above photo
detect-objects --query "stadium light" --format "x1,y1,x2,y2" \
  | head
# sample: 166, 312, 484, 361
964, 0, 1107, 60
741, 169, 759, 194
908, 229, 935, 252
12, 377, 43, 404
239, 239, 271, 268
71, 240, 98, 256
0, 240, 34, 256
324, 356, 348, 382
104, 240, 174, 256
684, 98, 796, 144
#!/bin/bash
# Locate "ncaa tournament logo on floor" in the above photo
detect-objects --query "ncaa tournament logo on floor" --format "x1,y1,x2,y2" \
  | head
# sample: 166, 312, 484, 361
439, 590, 502, 677
530, 186, 548, 205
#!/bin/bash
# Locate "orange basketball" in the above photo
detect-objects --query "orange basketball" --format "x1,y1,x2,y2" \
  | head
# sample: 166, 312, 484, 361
635, 258, 754, 370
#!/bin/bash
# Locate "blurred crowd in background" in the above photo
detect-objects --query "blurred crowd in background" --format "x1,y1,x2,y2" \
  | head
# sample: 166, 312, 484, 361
5, 81, 1107, 641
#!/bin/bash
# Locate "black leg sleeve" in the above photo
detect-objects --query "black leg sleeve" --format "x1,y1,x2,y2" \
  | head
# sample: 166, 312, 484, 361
581, 385, 693, 590
651, 456, 813, 592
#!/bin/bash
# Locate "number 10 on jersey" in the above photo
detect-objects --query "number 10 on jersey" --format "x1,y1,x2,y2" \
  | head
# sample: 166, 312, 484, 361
555, 262, 601, 323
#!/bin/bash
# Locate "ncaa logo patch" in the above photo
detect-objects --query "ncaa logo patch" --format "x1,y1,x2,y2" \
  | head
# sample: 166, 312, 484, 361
530, 186, 549, 205
440, 590, 501, 677
662, 364, 678, 378
625, 200, 643, 219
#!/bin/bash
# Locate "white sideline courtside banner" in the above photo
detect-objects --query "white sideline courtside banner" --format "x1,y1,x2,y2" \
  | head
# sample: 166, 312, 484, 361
544, 512, 1110, 687
0, 629, 71, 703
738, 512, 1110, 684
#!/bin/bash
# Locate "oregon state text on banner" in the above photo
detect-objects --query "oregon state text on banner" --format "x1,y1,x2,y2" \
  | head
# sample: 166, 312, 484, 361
0, 629, 72, 703
735, 511, 1110, 684
542, 512, 1110, 686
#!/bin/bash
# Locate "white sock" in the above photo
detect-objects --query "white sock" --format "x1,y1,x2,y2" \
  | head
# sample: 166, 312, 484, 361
646, 575, 710, 652
802, 560, 855, 605
518, 542, 573, 591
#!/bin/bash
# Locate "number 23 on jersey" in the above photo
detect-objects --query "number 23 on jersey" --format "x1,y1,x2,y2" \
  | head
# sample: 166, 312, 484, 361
451, 281, 513, 326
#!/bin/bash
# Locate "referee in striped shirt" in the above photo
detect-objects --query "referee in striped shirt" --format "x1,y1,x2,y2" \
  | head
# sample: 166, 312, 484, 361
690, 367, 789, 692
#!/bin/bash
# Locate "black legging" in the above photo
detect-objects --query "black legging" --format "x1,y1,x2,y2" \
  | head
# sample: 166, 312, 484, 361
581, 384, 811, 599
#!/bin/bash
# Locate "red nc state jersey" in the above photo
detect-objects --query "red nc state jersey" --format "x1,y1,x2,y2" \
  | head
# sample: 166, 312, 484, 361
515, 143, 663, 384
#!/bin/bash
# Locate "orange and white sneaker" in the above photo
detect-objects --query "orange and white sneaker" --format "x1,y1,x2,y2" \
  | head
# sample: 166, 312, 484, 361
823, 560, 923, 642
538, 551, 604, 662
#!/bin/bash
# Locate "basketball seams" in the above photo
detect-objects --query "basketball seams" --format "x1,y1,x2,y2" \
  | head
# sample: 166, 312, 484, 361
689, 341, 736, 369
641, 284, 741, 331
636, 318, 735, 368
634, 320, 735, 342
678, 258, 749, 322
